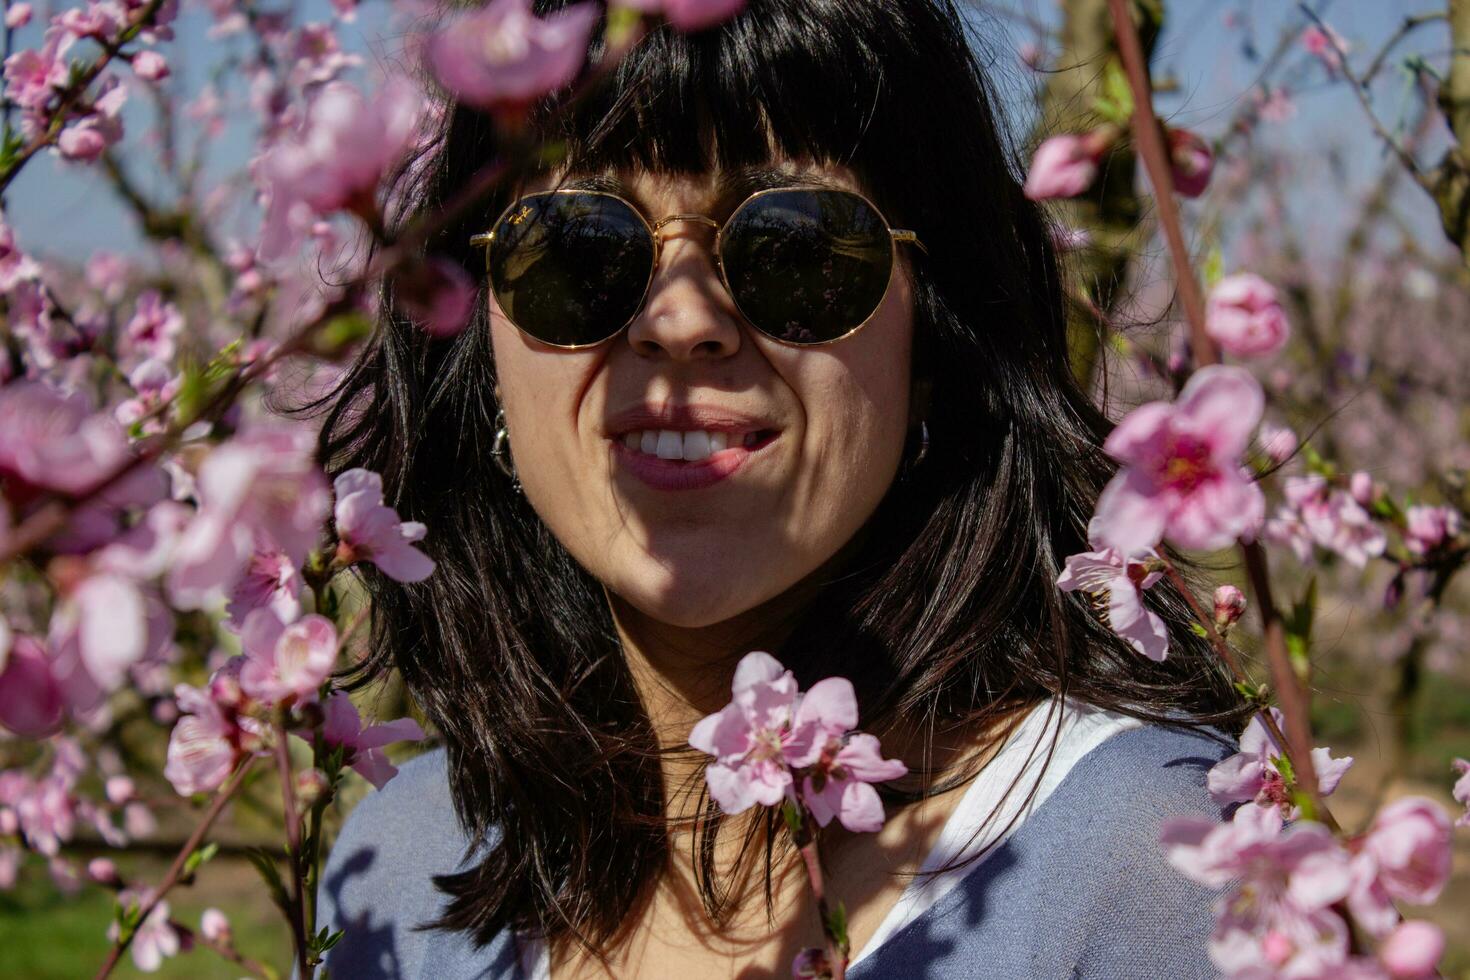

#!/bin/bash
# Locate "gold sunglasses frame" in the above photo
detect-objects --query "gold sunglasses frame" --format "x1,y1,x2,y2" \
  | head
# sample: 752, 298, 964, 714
468, 185, 928, 350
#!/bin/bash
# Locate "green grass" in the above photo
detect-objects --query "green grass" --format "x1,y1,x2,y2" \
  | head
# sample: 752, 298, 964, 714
0, 855, 291, 979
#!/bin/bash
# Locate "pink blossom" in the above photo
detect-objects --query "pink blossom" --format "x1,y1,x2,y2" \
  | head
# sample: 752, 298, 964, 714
1207, 708, 1353, 816
3, 28, 73, 113
200, 907, 231, 944
1302, 24, 1349, 73
799, 732, 906, 833
1055, 530, 1169, 661
131, 50, 169, 81
5, 3, 31, 28
334, 468, 435, 583
86, 857, 120, 885
1213, 584, 1246, 630
0, 635, 65, 738
288, 23, 362, 88
0, 219, 41, 291
1379, 920, 1444, 979
0, 381, 155, 499
1092, 365, 1266, 553
425, 0, 599, 108
1253, 85, 1297, 123
1403, 504, 1461, 557
1205, 273, 1291, 359
792, 948, 834, 978
163, 660, 264, 796
107, 893, 181, 972
164, 691, 239, 796
225, 545, 302, 629
238, 610, 338, 706
614, 0, 746, 31
1452, 759, 1469, 828
1162, 803, 1353, 977
56, 76, 128, 163
124, 289, 185, 363
167, 426, 330, 609
1349, 471, 1377, 507
1279, 477, 1387, 569
1257, 422, 1298, 465
1166, 128, 1213, 198
85, 250, 129, 301
254, 77, 425, 261
1347, 797, 1453, 937
114, 359, 181, 433
690, 653, 904, 828
688, 651, 806, 813
1023, 132, 1105, 201
319, 691, 426, 789
395, 256, 476, 337
46, 572, 166, 714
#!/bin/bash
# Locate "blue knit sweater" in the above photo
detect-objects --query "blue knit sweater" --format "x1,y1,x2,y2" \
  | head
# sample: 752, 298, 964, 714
315, 723, 1233, 979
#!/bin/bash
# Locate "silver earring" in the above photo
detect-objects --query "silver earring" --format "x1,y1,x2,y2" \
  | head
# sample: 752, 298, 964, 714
900, 420, 929, 481
490, 407, 523, 494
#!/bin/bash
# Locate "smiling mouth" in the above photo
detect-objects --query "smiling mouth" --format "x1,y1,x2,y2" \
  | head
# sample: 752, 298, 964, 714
614, 428, 781, 463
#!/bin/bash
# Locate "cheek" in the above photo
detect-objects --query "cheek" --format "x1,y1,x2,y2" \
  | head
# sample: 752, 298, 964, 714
487, 310, 602, 518
777, 285, 914, 521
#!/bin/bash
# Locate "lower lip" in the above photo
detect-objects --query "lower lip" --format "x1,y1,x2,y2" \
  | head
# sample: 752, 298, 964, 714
610, 434, 778, 491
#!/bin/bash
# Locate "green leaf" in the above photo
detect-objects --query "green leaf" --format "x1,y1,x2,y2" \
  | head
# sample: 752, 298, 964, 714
826, 900, 850, 954
1201, 247, 1224, 290
1189, 621, 1209, 638
1270, 752, 1296, 787
245, 847, 291, 914
1284, 578, 1317, 682
183, 840, 220, 876
1093, 60, 1136, 125
1232, 680, 1269, 706
780, 800, 802, 837
308, 312, 375, 359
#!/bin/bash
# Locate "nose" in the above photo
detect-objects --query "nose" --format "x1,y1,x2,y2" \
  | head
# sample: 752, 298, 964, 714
623, 224, 743, 362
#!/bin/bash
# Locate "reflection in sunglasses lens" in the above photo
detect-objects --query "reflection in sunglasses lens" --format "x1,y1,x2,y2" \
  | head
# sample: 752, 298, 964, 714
488, 193, 655, 347
721, 190, 893, 344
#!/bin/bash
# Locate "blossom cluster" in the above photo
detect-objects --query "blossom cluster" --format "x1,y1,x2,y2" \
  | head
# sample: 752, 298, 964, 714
690, 651, 907, 834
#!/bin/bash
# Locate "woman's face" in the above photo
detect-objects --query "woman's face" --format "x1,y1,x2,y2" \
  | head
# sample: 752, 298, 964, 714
489, 162, 916, 630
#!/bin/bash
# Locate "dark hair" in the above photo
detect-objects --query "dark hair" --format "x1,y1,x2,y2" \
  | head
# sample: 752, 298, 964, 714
315, 0, 1245, 961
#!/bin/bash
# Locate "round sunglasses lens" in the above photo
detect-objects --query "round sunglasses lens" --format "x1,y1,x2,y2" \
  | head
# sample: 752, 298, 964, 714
486, 192, 654, 347
721, 189, 894, 344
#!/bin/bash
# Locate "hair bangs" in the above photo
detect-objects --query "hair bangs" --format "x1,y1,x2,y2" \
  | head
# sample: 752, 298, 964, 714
525, 0, 901, 194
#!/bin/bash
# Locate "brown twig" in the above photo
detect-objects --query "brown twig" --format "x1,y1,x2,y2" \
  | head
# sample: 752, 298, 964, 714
94, 758, 257, 980
1106, 0, 1328, 815
274, 721, 311, 980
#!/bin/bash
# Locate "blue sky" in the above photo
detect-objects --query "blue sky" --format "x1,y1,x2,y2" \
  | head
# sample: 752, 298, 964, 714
6, 0, 1452, 262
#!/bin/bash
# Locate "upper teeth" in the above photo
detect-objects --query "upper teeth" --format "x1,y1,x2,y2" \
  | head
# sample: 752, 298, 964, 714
621, 429, 737, 461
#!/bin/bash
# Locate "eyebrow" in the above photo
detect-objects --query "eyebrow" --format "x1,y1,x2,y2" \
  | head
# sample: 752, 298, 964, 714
553, 166, 849, 214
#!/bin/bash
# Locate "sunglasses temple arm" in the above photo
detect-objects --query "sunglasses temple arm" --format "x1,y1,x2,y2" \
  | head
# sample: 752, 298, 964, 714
892, 229, 928, 256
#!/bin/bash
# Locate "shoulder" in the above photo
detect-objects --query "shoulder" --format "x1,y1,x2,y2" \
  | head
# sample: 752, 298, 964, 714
315, 747, 520, 979
1000, 721, 1234, 976
855, 720, 1234, 980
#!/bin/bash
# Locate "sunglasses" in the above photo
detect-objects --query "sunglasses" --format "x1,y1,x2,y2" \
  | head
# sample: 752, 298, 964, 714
469, 185, 927, 349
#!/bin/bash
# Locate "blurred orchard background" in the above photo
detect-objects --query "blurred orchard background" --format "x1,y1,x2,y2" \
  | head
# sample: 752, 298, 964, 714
0, 0, 1467, 976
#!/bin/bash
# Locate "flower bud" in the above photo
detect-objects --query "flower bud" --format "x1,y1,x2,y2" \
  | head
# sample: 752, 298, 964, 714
105, 775, 135, 806
1213, 585, 1247, 631
792, 947, 834, 979
1380, 920, 1444, 978
86, 858, 121, 886
1349, 471, 1376, 506
296, 768, 330, 807
0, 806, 18, 835
200, 907, 232, 945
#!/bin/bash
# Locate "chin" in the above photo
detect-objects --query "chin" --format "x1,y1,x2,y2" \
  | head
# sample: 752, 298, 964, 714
613, 575, 765, 629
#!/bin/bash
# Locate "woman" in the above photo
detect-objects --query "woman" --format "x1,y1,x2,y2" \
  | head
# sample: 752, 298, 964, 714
314, 0, 1244, 976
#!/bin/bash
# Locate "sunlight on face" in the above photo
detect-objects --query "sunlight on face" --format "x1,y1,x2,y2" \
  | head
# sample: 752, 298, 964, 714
489, 162, 916, 629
